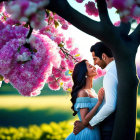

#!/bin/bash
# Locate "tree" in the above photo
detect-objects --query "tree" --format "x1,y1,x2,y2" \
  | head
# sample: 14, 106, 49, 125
46, 0, 140, 140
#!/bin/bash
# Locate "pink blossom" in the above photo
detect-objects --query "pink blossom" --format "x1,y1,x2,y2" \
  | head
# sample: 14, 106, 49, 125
114, 21, 121, 26
48, 81, 60, 90
54, 37, 62, 45
70, 48, 79, 55
47, 75, 55, 83
61, 24, 69, 30
0, 2, 4, 13
66, 38, 73, 49
4, 79, 9, 84
52, 67, 62, 78
94, 68, 106, 79
66, 59, 75, 70
61, 60, 67, 72
63, 80, 73, 91
85, 1, 99, 16
61, 74, 71, 82
76, 0, 84, 3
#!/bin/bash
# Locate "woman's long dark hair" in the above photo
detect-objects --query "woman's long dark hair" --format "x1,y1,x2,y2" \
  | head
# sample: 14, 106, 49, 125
70, 60, 88, 116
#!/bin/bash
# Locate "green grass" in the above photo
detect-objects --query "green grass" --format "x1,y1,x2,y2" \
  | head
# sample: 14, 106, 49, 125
0, 95, 139, 127
0, 95, 76, 127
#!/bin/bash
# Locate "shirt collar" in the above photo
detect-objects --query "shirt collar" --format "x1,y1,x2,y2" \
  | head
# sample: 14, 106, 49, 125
105, 60, 115, 72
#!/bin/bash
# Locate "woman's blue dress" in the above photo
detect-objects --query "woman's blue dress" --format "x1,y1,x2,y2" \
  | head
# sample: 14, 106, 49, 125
66, 97, 101, 140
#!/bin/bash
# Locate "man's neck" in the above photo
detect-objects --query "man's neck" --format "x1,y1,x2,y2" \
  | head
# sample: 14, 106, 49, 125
106, 58, 114, 66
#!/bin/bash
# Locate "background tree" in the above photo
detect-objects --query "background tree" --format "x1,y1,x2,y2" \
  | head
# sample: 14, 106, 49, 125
46, 0, 140, 140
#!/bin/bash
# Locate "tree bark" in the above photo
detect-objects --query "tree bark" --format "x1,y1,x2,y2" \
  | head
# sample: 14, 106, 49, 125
47, 0, 140, 139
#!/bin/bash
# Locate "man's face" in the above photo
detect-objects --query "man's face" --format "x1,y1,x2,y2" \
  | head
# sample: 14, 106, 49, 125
92, 51, 106, 69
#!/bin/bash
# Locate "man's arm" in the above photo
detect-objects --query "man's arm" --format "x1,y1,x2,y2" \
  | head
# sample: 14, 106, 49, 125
89, 72, 118, 127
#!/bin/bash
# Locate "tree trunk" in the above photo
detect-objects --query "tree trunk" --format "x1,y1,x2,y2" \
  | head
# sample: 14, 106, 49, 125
112, 48, 139, 139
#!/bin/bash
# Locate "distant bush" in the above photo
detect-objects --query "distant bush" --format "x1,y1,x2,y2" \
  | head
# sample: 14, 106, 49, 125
0, 119, 140, 140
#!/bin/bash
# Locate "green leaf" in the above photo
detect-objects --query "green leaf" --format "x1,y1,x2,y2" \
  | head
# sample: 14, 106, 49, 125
48, 16, 53, 24
54, 20, 59, 28
0, 75, 4, 81
18, 46, 21, 52
58, 43, 64, 47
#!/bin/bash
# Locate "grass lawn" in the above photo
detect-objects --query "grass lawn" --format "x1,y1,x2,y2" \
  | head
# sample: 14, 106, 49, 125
0, 95, 75, 127
0, 95, 72, 110
0, 95, 139, 127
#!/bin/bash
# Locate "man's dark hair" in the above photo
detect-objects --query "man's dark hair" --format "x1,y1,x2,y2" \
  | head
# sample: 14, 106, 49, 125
90, 42, 113, 59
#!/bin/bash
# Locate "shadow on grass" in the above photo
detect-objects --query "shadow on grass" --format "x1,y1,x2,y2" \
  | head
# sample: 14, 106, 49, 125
0, 108, 74, 127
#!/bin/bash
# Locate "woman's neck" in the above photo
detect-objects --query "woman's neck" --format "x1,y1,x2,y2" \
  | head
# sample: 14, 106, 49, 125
84, 77, 93, 89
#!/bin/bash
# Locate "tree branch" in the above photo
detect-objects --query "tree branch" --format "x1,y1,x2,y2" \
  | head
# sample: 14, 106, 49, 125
26, 23, 33, 39
24, 23, 33, 52
46, 0, 102, 38
119, 22, 131, 36
96, 0, 112, 25
129, 23, 140, 48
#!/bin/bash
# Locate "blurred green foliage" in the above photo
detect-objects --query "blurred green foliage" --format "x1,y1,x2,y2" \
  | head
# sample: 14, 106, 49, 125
0, 77, 104, 96
0, 119, 139, 140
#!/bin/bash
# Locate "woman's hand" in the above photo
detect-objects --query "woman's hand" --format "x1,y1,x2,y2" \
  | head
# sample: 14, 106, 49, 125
98, 88, 105, 104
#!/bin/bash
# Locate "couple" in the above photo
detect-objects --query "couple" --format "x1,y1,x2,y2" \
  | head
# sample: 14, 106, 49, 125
66, 42, 118, 140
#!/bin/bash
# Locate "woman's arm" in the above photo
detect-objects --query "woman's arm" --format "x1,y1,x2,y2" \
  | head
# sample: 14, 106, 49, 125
80, 88, 104, 126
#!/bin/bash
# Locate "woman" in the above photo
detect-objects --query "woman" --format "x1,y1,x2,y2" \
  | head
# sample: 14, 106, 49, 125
66, 60, 104, 140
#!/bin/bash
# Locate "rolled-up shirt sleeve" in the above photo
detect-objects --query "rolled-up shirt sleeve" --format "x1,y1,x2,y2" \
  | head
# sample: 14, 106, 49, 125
89, 72, 118, 127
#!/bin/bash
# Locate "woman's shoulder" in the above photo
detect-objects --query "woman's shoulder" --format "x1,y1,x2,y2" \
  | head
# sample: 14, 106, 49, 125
77, 89, 89, 98
76, 89, 90, 103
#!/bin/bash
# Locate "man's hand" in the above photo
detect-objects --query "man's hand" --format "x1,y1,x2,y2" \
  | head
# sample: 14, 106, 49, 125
73, 120, 85, 135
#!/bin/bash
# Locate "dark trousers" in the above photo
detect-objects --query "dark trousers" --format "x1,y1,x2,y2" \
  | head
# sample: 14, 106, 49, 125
100, 112, 116, 140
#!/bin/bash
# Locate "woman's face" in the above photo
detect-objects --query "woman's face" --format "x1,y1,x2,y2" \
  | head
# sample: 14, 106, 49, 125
85, 61, 97, 78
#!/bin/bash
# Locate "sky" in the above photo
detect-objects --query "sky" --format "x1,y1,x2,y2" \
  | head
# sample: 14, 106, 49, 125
63, 0, 140, 64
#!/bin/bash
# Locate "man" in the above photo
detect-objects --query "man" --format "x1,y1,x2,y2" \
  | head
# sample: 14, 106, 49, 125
73, 42, 118, 140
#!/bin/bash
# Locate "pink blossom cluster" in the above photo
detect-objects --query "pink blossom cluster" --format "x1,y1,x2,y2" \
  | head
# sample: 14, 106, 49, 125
0, 22, 28, 49
0, 9, 82, 95
42, 31, 82, 91
0, 21, 62, 96
94, 68, 106, 79
0, 2, 4, 13
75, 0, 140, 22
106, 0, 140, 22
39, 13, 82, 91
46, 11, 70, 30
85, 1, 99, 17
4, 0, 49, 29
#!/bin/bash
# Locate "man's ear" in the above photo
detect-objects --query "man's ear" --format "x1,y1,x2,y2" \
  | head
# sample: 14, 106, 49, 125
102, 53, 107, 60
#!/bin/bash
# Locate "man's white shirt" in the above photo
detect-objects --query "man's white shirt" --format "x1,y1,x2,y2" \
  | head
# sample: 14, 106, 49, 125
89, 60, 118, 127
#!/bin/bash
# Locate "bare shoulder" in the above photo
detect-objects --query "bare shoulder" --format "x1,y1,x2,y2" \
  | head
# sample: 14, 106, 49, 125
77, 89, 88, 97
